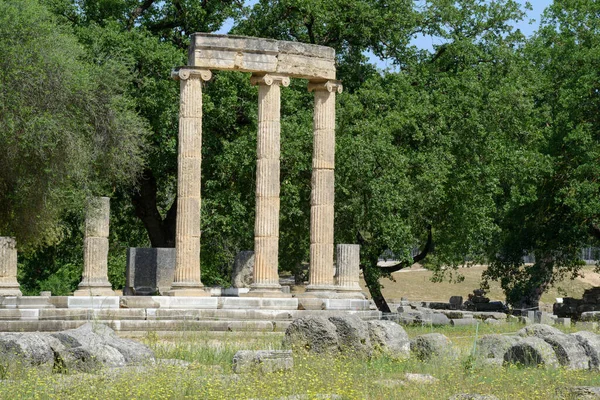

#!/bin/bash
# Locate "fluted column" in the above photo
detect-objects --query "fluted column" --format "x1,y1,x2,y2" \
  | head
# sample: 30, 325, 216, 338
250, 74, 289, 295
74, 197, 115, 296
0, 237, 21, 296
306, 80, 342, 293
335, 244, 364, 298
167, 67, 212, 297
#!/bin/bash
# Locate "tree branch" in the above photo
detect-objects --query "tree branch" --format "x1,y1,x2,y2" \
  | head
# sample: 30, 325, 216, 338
377, 224, 433, 273
127, 0, 156, 30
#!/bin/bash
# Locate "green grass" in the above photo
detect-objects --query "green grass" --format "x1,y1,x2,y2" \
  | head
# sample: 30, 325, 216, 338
2, 324, 600, 399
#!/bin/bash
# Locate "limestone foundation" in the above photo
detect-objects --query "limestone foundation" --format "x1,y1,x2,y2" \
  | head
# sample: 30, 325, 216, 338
250, 74, 290, 294
306, 80, 342, 292
0, 237, 22, 296
74, 197, 115, 296
335, 244, 364, 298
168, 68, 211, 297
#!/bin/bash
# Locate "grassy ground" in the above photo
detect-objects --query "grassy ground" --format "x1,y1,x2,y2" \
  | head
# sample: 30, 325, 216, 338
2, 323, 600, 399
356, 264, 599, 309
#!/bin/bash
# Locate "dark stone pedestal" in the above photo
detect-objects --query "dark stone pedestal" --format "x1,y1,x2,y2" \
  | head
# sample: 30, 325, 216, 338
124, 248, 175, 296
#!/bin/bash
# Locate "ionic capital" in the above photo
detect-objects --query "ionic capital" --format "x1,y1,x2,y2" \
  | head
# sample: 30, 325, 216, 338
308, 80, 343, 94
250, 74, 291, 87
171, 67, 212, 82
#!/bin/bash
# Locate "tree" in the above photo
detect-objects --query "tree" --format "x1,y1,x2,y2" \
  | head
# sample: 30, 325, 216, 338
483, 0, 600, 309
0, 0, 148, 249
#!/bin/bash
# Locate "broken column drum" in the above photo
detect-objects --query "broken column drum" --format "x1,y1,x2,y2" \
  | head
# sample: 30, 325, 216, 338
173, 33, 344, 296
335, 244, 363, 297
0, 237, 22, 296
74, 197, 114, 296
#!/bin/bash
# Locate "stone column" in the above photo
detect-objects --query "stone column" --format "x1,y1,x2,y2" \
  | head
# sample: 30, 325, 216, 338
167, 68, 212, 297
0, 237, 22, 296
249, 74, 290, 295
306, 80, 342, 293
74, 197, 115, 296
335, 244, 364, 298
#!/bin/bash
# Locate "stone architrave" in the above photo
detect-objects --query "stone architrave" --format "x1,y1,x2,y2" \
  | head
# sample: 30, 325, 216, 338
249, 73, 290, 296
0, 237, 22, 296
167, 67, 212, 297
335, 244, 364, 298
74, 197, 115, 296
305, 80, 342, 294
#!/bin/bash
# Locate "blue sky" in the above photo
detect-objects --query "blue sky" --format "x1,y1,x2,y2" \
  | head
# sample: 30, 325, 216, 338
216, 0, 555, 68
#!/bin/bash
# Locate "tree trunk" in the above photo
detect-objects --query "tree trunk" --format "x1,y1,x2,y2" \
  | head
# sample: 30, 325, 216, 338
362, 255, 392, 313
131, 169, 176, 248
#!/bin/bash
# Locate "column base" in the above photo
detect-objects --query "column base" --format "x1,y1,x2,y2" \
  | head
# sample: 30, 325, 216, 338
0, 287, 22, 296
165, 285, 210, 297
243, 283, 292, 298
73, 287, 116, 296
297, 285, 338, 299
335, 290, 366, 299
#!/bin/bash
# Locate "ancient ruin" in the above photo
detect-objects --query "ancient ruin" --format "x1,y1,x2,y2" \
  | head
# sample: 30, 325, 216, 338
170, 34, 343, 297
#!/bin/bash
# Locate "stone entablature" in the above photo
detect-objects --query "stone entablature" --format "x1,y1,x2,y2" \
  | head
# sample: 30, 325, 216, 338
188, 34, 336, 80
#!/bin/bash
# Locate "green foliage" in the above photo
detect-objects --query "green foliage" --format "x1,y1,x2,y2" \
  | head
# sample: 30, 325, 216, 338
0, 0, 148, 249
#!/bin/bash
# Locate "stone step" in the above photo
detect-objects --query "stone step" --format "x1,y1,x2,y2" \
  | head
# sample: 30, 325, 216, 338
0, 308, 381, 321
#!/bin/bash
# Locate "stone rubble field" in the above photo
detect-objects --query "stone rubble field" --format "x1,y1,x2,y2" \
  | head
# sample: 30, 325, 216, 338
2, 319, 600, 399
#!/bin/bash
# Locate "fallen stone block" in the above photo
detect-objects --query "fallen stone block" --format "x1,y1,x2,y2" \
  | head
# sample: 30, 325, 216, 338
543, 333, 590, 370
403, 373, 438, 384
410, 333, 452, 361
503, 336, 559, 368
572, 331, 600, 369
449, 395, 499, 400
283, 316, 338, 354
367, 320, 409, 360
232, 350, 293, 374
328, 315, 371, 357
451, 318, 479, 326
517, 323, 563, 339
476, 334, 520, 361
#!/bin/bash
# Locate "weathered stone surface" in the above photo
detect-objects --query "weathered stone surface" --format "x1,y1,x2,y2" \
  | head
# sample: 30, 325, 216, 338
51, 323, 155, 366
451, 318, 479, 326
0, 333, 63, 369
517, 323, 563, 339
232, 350, 293, 373
503, 336, 560, 367
0, 323, 154, 373
328, 315, 371, 357
581, 312, 600, 322
484, 318, 501, 325
232, 251, 254, 288
0, 237, 22, 296
423, 313, 451, 326
125, 248, 176, 295
367, 320, 410, 359
543, 333, 590, 370
410, 333, 452, 360
572, 331, 600, 369
557, 386, 600, 399
190, 34, 336, 80
449, 296, 463, 307
283, 316, 338, 353
476, 334, 520, 361
335, 244, 362, 295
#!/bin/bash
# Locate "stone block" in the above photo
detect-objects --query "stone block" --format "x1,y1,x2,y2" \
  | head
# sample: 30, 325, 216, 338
324, 299, 371, 311
578, 321, 599, 331
556, 317, 571, 327
232, 350, 293, 373
451, 318, 479, 326
125, 248, 176, 296
232, 251, 254, 288
67, 296, 120, 309
220, 297, 261, 309
449, 296, 463, 307
151, 297, 218, 309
